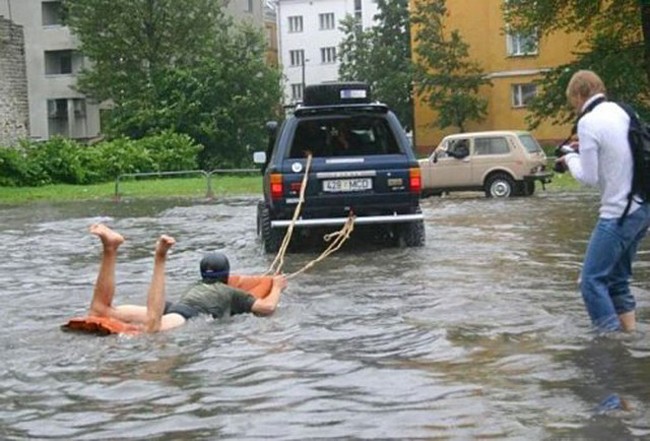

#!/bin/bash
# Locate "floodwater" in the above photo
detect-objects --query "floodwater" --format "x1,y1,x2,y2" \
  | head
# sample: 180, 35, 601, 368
1, 191, 649, 440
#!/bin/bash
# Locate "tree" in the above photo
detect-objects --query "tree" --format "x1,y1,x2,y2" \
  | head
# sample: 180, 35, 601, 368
338, 0, 414, 131
64, 0, 282, 168
503, 0, 650, 127
411, 0, 491, 133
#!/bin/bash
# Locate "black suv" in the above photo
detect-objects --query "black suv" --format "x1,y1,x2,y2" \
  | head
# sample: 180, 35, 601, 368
255, 82, 425, 253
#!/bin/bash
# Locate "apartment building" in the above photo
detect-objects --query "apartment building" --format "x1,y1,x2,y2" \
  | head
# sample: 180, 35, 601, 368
275, 0, 379, 104
412, 0, 581, 152
0, 0, 267, 142
0, 0, 100, 141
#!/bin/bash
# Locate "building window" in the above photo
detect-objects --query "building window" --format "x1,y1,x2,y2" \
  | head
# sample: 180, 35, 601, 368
44, 50, 82, 75
288, 16, 303, 33
512, 83, 537, 108
246, 0, 253, 13
320, 47, 336, 64
73, 98, 86, 118
319, 13, 335, 30
291, 83, 304, 101
289, 49, 305, 67
354, 0, 362, 21
47, 98, 68, 119
506, 31, 538, 56
42, 1, 64, 26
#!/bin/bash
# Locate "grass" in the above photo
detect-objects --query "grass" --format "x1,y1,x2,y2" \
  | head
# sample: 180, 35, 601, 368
0, 164, 584, 205
0, 174, 263, 204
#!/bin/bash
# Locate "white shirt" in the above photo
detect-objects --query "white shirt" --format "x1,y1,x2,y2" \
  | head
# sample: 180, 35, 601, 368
565, 93, 638, 219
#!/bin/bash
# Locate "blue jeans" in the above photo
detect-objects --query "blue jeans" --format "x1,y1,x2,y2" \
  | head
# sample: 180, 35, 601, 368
581, 204, 650, 332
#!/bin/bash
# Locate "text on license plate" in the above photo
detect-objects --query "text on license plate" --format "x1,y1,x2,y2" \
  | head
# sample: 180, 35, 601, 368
322, 178, 372, 192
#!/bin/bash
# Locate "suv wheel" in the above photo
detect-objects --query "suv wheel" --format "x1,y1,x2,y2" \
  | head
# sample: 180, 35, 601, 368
485, 173, 515, 198
398, 220, 426, 247
257, 202, 284, 253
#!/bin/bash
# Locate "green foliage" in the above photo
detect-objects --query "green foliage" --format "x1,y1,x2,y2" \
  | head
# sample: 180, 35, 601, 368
63, 0, 283, 170
338, 0, 414, 131
412, 0, 492, 133
503, 0, 650, 127
0, 144, 47, 187
0, 132, 202, 187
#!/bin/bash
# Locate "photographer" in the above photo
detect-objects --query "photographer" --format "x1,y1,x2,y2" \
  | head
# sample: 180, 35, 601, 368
560, 70, 650, 333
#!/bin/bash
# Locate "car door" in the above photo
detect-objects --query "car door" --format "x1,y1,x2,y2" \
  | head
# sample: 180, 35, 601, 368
421, 138, 472, 190
469, 136, 513, 184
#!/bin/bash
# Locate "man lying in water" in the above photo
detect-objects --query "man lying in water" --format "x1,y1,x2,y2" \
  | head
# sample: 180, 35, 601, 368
87, 223, 287, 333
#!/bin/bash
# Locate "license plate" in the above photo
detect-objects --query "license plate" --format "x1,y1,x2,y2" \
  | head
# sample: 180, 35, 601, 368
322, 178, 372, 192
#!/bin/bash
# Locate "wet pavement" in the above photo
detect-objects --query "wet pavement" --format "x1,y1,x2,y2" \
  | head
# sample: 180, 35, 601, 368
0, 191, 649, 440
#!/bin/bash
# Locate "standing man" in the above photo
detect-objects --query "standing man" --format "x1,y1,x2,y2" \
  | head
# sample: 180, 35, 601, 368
557, 70, 650, 332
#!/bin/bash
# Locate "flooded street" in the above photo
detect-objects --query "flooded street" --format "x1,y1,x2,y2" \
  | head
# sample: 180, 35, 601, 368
1, 191, 649, 440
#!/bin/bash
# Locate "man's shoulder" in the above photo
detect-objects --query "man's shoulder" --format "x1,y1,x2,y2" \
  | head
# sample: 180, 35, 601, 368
582, 101, 628, 129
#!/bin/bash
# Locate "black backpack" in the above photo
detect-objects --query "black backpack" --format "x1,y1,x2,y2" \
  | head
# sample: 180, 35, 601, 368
617, 103, 650, 223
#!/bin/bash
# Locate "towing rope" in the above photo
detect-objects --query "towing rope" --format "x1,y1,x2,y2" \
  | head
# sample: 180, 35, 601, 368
266, 152, 355, 278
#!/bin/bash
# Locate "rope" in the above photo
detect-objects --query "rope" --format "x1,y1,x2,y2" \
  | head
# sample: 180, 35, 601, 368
267, 153, 313, 275
266, 152, 356, 278
286, 212, 355, 280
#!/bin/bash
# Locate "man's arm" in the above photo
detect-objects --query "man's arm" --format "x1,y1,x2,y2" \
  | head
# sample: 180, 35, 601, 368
251, 275, 287, 316
566, 125, 599, 186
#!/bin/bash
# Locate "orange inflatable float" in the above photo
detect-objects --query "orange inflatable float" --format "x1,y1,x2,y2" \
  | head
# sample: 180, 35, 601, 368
61, 275, 274, 336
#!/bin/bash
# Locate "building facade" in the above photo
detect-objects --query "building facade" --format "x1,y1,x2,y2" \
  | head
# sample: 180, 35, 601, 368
0, 0, 267, 143
275, 0, 379, 105
412, 0, 581, 153
0, 0, 101, 141
0, 17, 29, 146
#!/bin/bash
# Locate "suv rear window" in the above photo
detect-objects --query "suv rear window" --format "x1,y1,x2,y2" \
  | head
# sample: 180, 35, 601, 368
289, 115, 400, 159
518, 133, 543, 153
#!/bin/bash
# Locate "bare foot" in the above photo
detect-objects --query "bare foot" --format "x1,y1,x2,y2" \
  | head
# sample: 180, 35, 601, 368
90, 223, 124, 249
155, 235, 176, 257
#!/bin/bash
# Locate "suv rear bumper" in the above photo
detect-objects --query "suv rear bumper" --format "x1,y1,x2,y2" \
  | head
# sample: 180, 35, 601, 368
271, 212, 424, 228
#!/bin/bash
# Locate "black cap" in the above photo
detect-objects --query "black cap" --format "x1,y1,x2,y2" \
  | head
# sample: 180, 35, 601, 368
200, 252, 230, 283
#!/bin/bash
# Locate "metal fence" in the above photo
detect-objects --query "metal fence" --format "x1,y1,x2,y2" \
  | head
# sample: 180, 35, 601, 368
114, 168, 259, 200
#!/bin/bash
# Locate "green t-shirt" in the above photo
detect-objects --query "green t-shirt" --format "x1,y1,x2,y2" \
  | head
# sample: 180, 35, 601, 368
177, 282, 256, 319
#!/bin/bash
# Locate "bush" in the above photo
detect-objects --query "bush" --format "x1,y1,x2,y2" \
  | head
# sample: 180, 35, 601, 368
0, 131, 204, 187
0, 144, 48, 186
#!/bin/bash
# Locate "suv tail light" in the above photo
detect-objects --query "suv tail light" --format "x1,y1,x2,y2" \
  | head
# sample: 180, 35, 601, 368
270, 173, 283, 200
409, 167, 421, 193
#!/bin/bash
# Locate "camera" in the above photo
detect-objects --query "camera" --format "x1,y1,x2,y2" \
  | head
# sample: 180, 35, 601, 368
553, 144, 578, 173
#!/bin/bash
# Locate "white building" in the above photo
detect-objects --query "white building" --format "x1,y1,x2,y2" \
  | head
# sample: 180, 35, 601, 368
275, 0, 379, 105
0, 0, 266, 142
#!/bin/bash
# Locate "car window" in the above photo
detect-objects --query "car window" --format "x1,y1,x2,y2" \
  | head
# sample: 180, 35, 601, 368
518, 133, 543, 153
474, 137, 509, 155
289, 116, 399, 158
447, 138, 469, 157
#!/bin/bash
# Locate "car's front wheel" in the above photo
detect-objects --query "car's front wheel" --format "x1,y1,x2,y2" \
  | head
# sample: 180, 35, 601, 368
485, 173, 515, 198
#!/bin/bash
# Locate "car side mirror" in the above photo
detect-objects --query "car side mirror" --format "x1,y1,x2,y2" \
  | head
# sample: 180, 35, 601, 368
253, 151, 266, 164
432, 151, 439, 163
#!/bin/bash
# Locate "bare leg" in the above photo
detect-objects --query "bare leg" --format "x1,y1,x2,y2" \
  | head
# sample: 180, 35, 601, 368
89, 224, 125, 317
145, 235, 176, 333
619, 311, 636, 332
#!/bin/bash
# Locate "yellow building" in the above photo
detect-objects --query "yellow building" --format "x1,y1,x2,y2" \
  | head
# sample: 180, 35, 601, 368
412, 0, 582, 154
